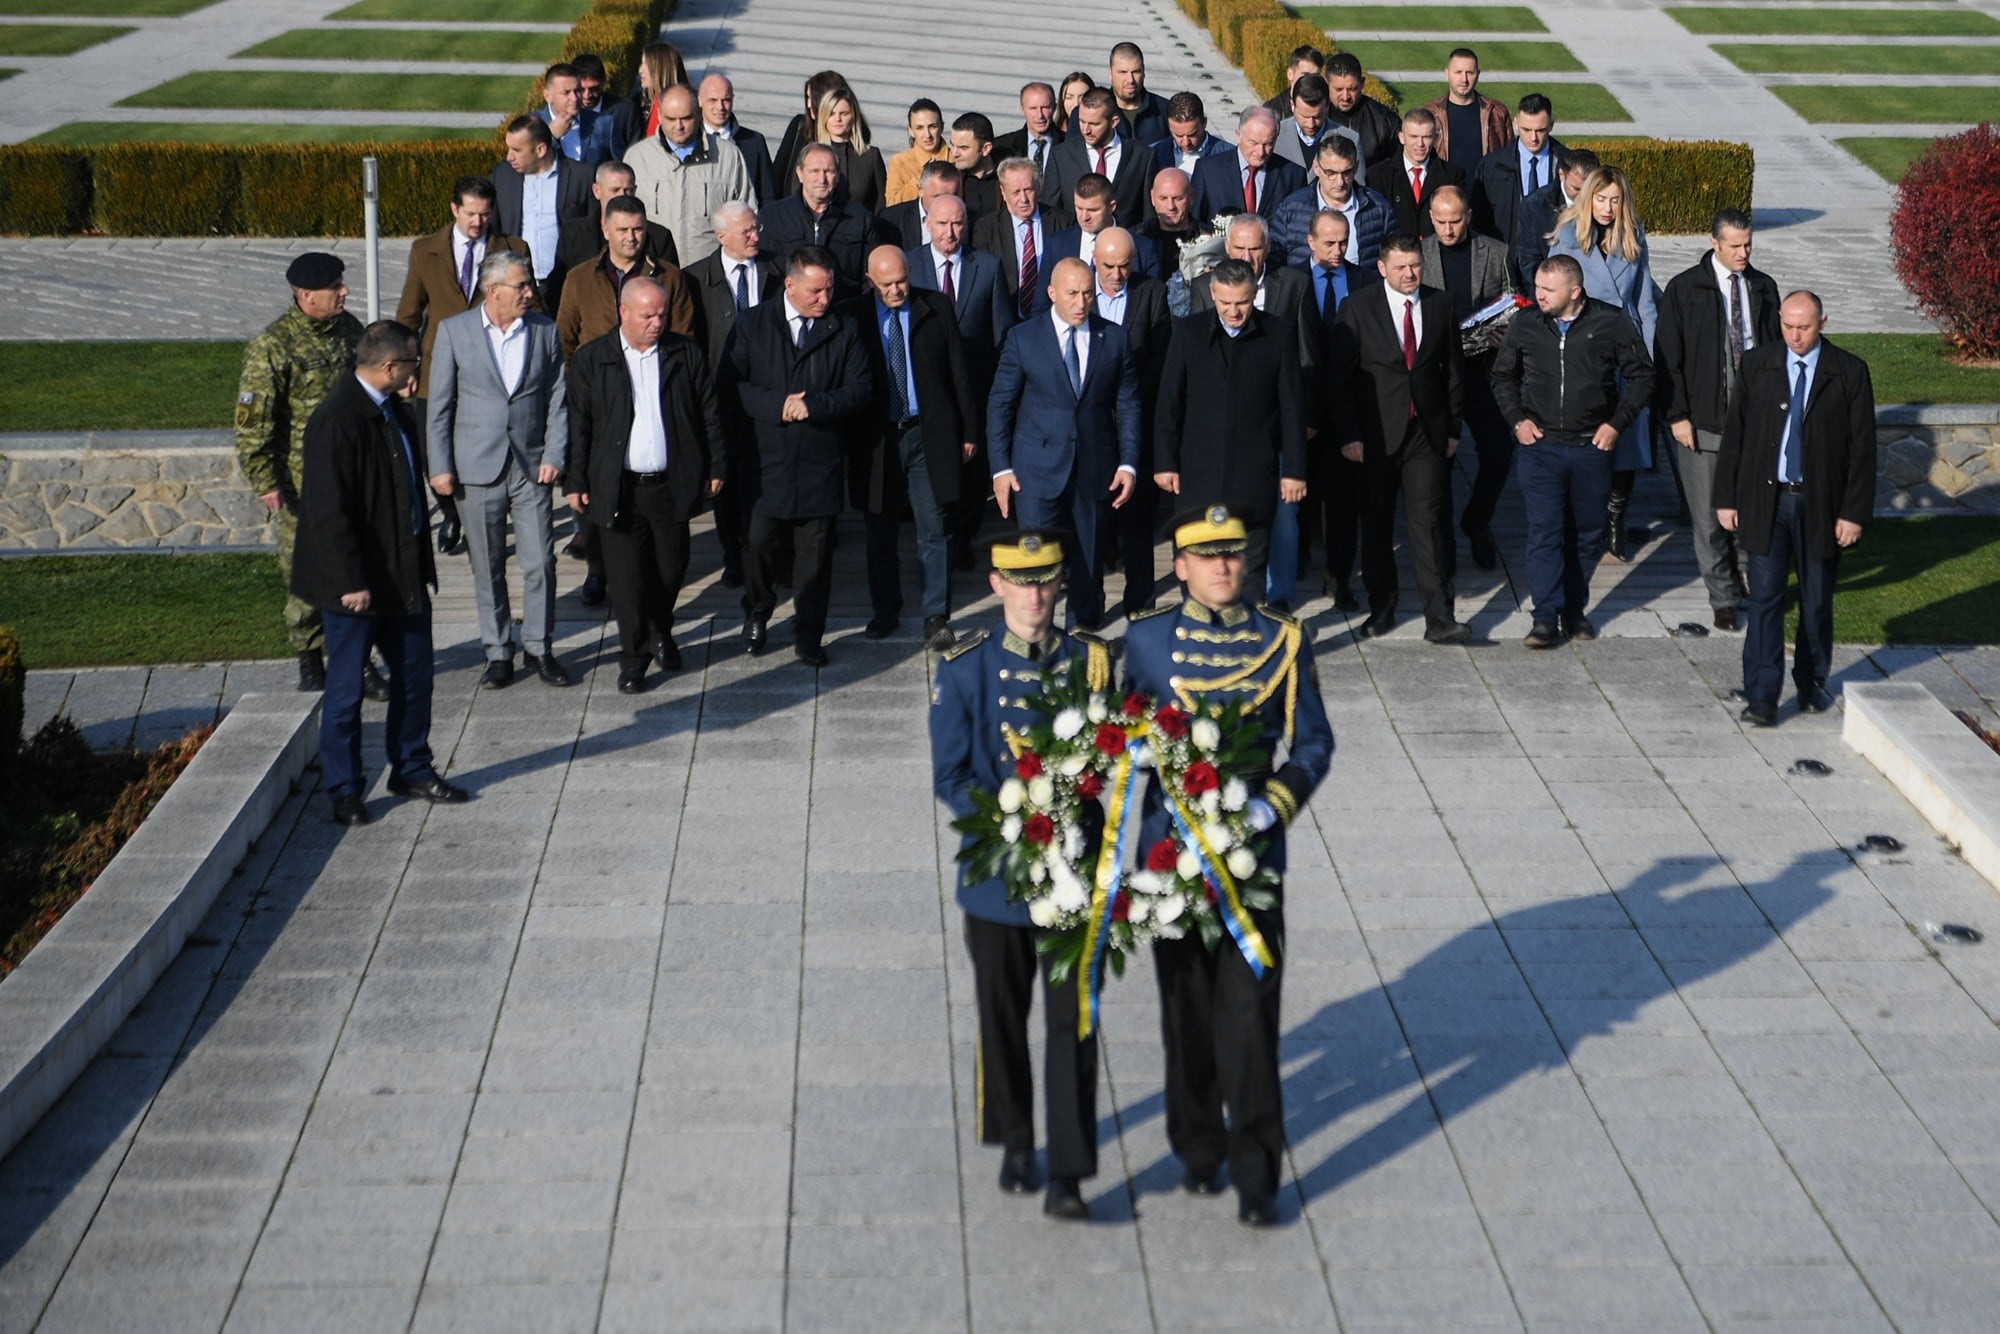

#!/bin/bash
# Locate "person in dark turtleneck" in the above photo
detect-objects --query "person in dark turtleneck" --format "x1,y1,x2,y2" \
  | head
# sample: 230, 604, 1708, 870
1420, 186, 1515, 574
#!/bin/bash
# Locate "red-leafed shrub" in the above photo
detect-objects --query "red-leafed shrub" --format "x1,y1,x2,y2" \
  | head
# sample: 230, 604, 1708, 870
1891, 125, 2000, 359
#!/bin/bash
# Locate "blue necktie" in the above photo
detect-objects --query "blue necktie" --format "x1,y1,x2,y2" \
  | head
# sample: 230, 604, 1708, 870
1062, 326, 1082, 396
1526, 153, 1540, 196
1781, 359, 1807, 484
885, 308, 911, 419
733, 262, 748, 311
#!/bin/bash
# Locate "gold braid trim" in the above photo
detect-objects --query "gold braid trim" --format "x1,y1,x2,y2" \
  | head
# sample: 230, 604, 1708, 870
1172, 622, 1301, 718
1264, 779, 1300, 825
1084, 641, 1112, 692
1002, 722, 1028, 759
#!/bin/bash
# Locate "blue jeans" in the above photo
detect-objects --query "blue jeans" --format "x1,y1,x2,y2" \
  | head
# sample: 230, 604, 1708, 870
1265, 498, 1299, 605
321, 607, 435, 798
1516, 439, 1612, 623
1743, 489, 1837, 706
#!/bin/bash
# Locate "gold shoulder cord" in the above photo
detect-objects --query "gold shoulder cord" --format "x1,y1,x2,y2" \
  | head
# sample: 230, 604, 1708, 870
1173, 623, 1302, 746
1085, 641, 1112, 692
1002, 723, 1028, 759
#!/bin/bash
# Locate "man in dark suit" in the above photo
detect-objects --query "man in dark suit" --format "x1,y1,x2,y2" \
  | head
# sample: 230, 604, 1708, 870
564, 277, 726, 693
536, 62, 623, 170
1154, 257, 1309, 592
975, 158, 1070, 321
1045, 172, 1160, 277
1151, 91, 1231, 174
493, 115, 594, 310
1298, 209, 1378, 611
987, 258, 1141, 629
1715, 292, 1875, 725
849, 246, 978, 651
1656, 208, 1783, 632
573, 53, 634, 148
699, 73, 777, 205
291, 320, 461, 827
1367, 107, 1466, 238
551, 160, 679, 308
1041, 88, 1155, 226
1329, 231, 1469, 643
1189, 107, 1304, 223
1512, 147, 1596, 296
1469, 93, 1563, 264
992, 80, 1063, 172
1422, 186, 1515, 574
878, 161, 961, 252
721, 246, 875, 666
1092, 227, 1172, 615
759, 143, 880, 302
948, 112, 1002, 222
682, 200, 780, 588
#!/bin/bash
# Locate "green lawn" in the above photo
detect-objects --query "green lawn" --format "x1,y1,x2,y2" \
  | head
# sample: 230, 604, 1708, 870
32, 120, 493, 145
0, 341, 241, 432
1836, 136, 1935, 183
1395, 80, 1630, 122
1296, 5, 1547, 35
236, 26, 561, 63
0, 22, 132, 54
1717, 43, 2000, 76
0, 0, 210, 13
1668, 6, 2000, 36
329, 0, 585, 19
1831, 516, 2000, 646
1772, 84, 2000, 125
119, 70, 529, 113
0, 554, 289, 668
1343, 39, 1584, 73
1842, 334, 2000, 406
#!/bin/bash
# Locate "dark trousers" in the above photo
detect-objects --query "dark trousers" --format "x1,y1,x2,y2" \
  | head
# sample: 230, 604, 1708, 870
1517, 439, 1613, 623
712, 442, 753, 578
1115, 474, 1160, 615
1457, 361, 1514, 536
1152, 898, 1286, 1201
1016, 475, 1110, 629
863, 424, 951, 621
963, 916, 1099, 1180
321, 607, 434, 799
1315, 450, 1365, 590
743, 511, 837, 647
597, 474, 693, 667
1743, 489, 1838, 706
1361, 426, 1453, 627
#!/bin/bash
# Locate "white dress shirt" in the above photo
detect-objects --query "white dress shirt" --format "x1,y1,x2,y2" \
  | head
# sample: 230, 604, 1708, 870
621, 336, 669, 472
1014, 214, 1044, 273
1320, 189, 1363, 262
1710, 254, 1757, 354
725, 255, 762, 307
1050, 310, 1089, 382
1078, 229, 1099, 267
519, 163, 561, 280
928, 245, 960, 294
783, 295, 813, 346
1091, 138, 1122, 181
1385, 284, 1424, 348
452, 229, 487, 292
482, 308, 527, 396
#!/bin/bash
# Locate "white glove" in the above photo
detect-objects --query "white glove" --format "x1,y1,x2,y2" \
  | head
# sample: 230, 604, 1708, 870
1247, 797, 1278, 832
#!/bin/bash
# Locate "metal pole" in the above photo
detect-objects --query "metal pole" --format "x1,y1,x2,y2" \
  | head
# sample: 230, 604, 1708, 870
362, 156, 381, 322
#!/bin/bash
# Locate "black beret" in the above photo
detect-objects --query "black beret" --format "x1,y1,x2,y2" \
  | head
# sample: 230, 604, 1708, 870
286, 252, 345, 290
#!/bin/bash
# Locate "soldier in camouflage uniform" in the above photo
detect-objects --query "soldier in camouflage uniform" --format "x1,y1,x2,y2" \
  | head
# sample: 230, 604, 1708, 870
235, 253, 367, 691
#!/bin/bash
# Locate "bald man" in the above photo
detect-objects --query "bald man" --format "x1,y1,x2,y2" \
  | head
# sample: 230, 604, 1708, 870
987, 256, 1141, 629
698, 72, 776, 203
1189, 107, 1306, 222
624, 83, 758, 266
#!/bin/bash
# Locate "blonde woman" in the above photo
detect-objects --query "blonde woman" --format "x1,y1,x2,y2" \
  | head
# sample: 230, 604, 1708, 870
634, 41, 689, 141
813, 85, 886, 213
773, 69, 849, 184
1549, 165, 1661, 560
885, 98, 949, 205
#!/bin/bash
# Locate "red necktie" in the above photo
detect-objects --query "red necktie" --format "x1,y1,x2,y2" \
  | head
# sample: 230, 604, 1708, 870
1243, 166, 1257, 212
1095, 147, 1109, 177
1402, 297, 1418, 417
1409, 166, 1423, 204
941, 258, 956, 304
1018, 223, 1037, 319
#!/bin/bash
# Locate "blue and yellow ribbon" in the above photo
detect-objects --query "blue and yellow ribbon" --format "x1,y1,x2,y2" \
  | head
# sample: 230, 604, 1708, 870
1163, 784, 1274, 978
1077, 745, 1143, 1038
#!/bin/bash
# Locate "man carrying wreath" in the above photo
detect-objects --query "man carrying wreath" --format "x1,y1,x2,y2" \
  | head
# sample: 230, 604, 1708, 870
1122, 506, 1334, 1226
930, 531, 1114, 1221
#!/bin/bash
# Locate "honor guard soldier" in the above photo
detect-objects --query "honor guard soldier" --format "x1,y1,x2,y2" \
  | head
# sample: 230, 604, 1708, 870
1123, 505, 1334, 1226
929, 530, 1112, 1221
235, 252, 376, 696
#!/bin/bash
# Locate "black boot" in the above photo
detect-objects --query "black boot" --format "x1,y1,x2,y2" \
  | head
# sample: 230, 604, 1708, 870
1605, 489, 1630, 563
297, 650, 325, 692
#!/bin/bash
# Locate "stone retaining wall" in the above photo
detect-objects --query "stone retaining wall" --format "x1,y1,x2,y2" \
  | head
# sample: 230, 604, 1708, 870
1875, 407, 2000, 514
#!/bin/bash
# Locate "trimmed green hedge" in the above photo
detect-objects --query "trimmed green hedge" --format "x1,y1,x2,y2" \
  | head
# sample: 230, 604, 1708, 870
1574, 137, 1756, 235
0, 145, 90, 233
1242, 18, 1330, 100
1209, 0, 1288, 65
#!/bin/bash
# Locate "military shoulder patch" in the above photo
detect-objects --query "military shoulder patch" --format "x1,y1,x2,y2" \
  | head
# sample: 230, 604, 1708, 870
1258, 602, 1300, 628
1071, 630, 1110, 650
1128, 605, 1175, 622
941, 629, 987, 661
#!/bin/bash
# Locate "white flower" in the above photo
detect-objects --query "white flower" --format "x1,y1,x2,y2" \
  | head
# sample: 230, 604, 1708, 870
1128, 871, 1163, 896
1060, 753, 1088, 777
1053, 708, 1085, 740
1000, 814, 1022, 843
1191, 718, 1221, 753
1049, 863, 1088, 914
1029, 897, 1060, 928
1203, 821, 1230, 852
1063, 823, 1086, 862
1028, 775, 1055, 808
1226, 846, 1258, 880
1086, 695, 1108, 722
1129, 739, 1153, 769
1124, 894, 1151, 924
1222, 779, 1248, 812
1200, 788, 1221, 819
1029, 858, 1048, 885
998, 779, 1026, 813
1176, 848, 1201, 880
1155, 894, 1185, 925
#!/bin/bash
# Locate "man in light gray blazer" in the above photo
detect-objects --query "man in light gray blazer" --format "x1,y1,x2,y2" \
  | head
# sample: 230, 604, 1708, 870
426, 251, 572, 688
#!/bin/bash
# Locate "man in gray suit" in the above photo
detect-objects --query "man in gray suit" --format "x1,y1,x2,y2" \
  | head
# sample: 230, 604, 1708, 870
426, 252, 572, 688
1422, 185, 1514, 574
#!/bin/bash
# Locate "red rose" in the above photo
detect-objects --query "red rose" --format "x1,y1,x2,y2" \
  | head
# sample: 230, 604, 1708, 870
1183, 761, 1220, 796
1076, 773, 1105, 800
1015, 752, 1043, 780
1205, 883, 1219, 904
1094, 723, 1128, 755
1146, 839, 1179, 872
1023, 813, 1055, 845
1122, 691, 1150, 717
1112, 894, 1132, 922
1153, 705, 1190, 739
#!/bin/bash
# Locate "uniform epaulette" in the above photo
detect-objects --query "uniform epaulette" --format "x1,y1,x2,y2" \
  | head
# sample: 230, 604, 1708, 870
1257, 603, 1300, 628
1071, 629, 1112, 651
941, 629, 987, 662
1129, 604, 1175, 622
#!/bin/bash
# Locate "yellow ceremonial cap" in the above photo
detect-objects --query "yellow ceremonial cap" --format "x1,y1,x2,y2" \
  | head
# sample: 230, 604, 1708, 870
1172, 504, 1249, 555
989, 530, 1066, 583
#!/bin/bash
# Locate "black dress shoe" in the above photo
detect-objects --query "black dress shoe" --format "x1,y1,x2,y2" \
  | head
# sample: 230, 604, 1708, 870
1799, 685, 1837, 714
1561, 615, 1597, 643
1355, 610, 1395, 639
1326, 577, 1359, 612
923, 616, 955, 652
863, 615, 898, 640
794, 643, 829, 669
435, 515, 463, 556
1713, 606, 1741, 632
998, 1150, 1043, 1194
1238, 1194, 1280, 1227
1182, 1166, 1226, 1196
1043, 1178, 1090, 1221
361, 658, 391, 702
480, 659, 514, 690
577, 573, 606, 608
524, 652, 571, 687
617, 667, 649, 695
656, 636, 682, 671
387, 772, 468, 803
1424, 620, 1471, 645
743, 620, 768, 656
330, 794, 368, 826
297, 650, 325, 693
1464, 524, 1499, 570
1524, 622, 1563, 650
1740, 701, 1778, 728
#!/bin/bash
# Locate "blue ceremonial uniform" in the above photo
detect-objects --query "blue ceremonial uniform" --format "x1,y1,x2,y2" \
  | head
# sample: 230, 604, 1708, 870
1120, 595, 1333, 1211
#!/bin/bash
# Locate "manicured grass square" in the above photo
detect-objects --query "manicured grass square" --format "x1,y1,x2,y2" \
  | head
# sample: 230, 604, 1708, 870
0, 341, 242, 432
118, 70, 529, 113
1840, 334, 2000, 406
1829, 515, 2000, 646
235, 26, 561, 63
0, 22, 132, 55
1295, 6, 1547, 35
1835, 136, 1936, 183
329, 0, 585, 19
1343, 39, 1584, 73
1668, 6, 2000, 36
0, 554, 289, 669
0, 0, 210, 13
31, 120, 493, 145
1717, 42, 2000, 76
1396, 81, 1630, 122
1772, 84, 2000, 125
